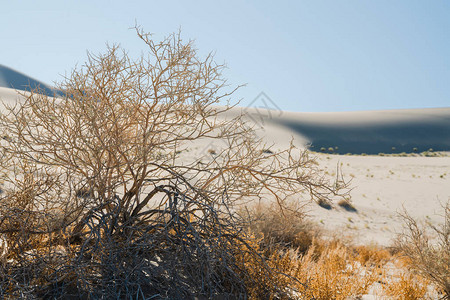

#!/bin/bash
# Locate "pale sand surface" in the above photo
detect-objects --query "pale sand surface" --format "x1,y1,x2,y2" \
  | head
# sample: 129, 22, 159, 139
213, 105, 450, 246
1, 86, 449, 248
306, 153, 450, 246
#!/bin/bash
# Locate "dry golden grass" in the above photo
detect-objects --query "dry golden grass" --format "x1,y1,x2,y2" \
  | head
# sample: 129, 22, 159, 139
234, 235, 292, 299
241, 203, 443, 299
353, 244, 391, 266
240, 203, 425, 299
383, 271, 430, 299
257, 239, 439, 299
244, 202, 318, 255
294, 241, 382, 299
245, 240, 385, 299
395, 201, 450, 298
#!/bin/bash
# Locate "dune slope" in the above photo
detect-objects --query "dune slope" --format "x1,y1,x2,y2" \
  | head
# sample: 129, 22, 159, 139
0, 64, 61, 96
270, 108, 450, 154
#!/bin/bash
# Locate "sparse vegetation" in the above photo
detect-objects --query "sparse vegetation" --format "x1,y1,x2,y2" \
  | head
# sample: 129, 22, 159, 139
262, 148, 274, 154
310, 150, 449, 157
384, 271, 429, 299
318, 198, 333, 210
245, 202, 318, 255
338, 199, 358, 212
241, 203, 445, 298
395, 201, 450, 298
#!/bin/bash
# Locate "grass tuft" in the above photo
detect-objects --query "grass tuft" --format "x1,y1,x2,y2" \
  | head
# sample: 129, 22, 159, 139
338, 199, 358, 212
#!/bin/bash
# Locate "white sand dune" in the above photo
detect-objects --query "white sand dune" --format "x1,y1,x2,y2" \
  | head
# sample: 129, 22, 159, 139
307, 153, 450, 245
0, 77, 449, 247
238, 106, 450, 245
0, 65, 61, 97
264, 107, 450, 154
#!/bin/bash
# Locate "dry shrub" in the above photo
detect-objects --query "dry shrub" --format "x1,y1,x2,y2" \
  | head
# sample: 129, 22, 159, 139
241, 203, 395, 299
233, 235, 299, 299
337, 199, 357, 212
241, 237, 384, 299
245, 202, 318, 255
242, 200, 444, 300
353, 244, 391, 266
295, 241, 381, 299
317, 198, 332, 210
395, 201, 450, 299
384, 272, 429, 300
0, 27, 348, 298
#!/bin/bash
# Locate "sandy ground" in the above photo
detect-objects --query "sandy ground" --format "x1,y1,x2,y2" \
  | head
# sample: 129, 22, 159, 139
224, 105, 450, 246
307, 153, 450, 246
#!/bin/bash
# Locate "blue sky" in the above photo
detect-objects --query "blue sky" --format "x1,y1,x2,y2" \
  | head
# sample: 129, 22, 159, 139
1, 1, 449, 112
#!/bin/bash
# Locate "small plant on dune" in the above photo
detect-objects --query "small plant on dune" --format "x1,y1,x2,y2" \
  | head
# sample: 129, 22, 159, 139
384, 271, 430, 300
0, 27, 348, 298
395, 201, 450, 299
317, 198, 333, 210
245, 202, 319, 255
240, 238, 384, 300
338, 198, 357, 212
293, 240, 382, 299
353, 244, 391, 266
243, 202, 439, 299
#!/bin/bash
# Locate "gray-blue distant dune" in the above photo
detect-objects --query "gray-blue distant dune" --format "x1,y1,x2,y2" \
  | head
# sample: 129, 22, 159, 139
0, 64, 62, 97
271, 108, 450, 154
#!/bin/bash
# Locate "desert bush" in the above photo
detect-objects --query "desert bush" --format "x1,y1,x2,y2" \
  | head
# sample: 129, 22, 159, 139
240, 201, 441, 299
337, 199, 357, 212
244, 202, 319, 255
383, 271, 429, 300
353, 244, 391, 266
317, 198, 332, 210
0, 27, 348, 298
284, 240, 381, 299
395, 201, 450, 299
